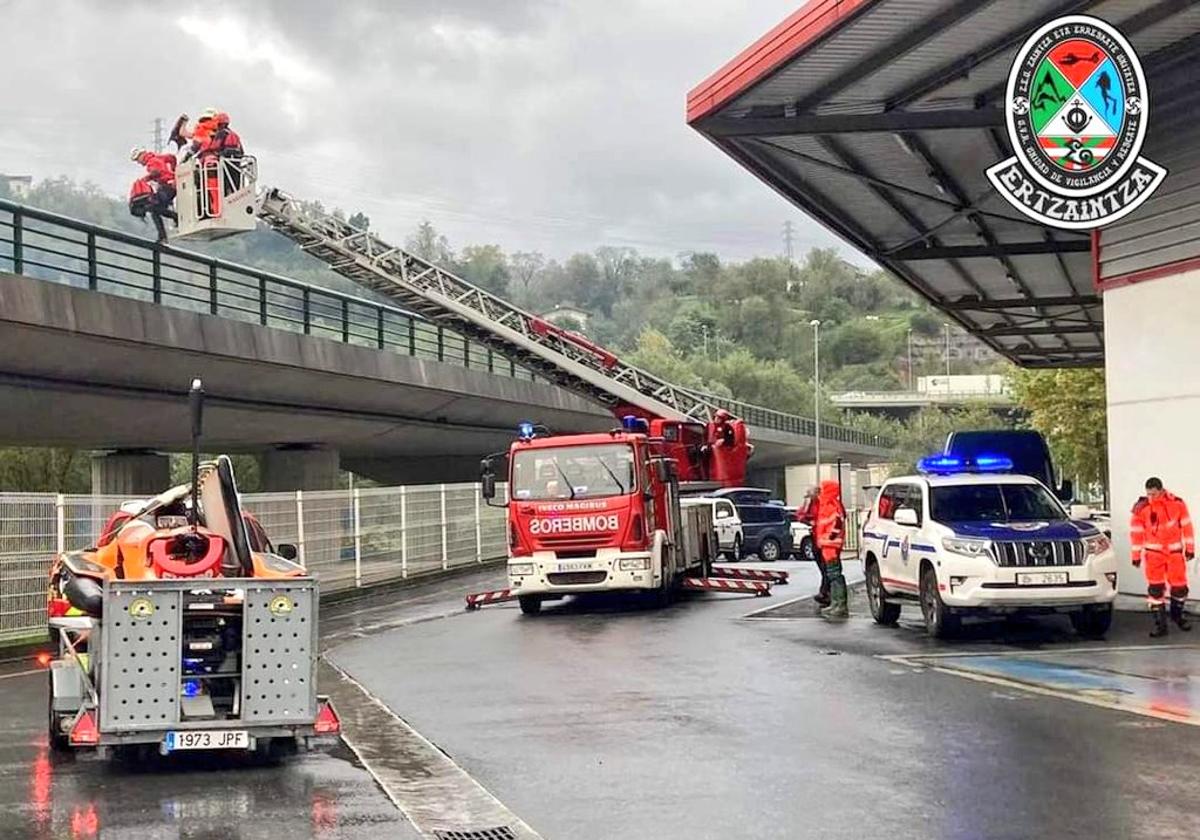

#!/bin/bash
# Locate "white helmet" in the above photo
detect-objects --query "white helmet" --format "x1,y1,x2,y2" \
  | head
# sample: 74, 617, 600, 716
199, 107, 219, 121
130, 146, 148, 162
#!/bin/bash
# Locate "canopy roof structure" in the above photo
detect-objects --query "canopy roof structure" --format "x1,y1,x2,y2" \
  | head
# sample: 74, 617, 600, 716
689, 0, 1200, 367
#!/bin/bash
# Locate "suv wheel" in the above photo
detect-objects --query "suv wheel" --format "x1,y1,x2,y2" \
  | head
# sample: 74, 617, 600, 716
919, 565, 959, 639
758, 537, 782, 563
1070, 604, 1113, 638
866, 560, 901, 625
800, 536, 817, 563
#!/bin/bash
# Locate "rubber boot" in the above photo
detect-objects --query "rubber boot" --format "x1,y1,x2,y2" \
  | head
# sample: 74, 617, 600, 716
1150, 605, 1169, 638
821, 564, 849, 620
1170, 600, 1192, 632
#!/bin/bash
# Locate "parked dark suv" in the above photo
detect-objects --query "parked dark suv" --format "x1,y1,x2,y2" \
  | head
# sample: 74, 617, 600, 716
712, 488, 794, 562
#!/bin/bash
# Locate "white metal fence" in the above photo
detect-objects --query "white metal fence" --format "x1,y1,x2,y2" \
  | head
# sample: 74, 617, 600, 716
0, 482, 508, 643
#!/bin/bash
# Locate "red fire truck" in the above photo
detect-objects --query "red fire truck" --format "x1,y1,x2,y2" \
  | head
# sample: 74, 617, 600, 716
480, 413, 756, 614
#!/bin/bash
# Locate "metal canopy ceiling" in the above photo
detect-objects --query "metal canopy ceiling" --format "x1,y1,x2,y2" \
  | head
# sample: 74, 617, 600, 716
689, 0, 1200, 368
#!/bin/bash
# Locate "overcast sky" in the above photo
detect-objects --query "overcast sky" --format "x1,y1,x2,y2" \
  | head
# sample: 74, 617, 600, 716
0, 0, 850, 262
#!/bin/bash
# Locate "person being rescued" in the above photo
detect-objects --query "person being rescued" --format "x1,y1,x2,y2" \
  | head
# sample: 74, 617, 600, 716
172, 108, 244, 219
128, 147, 178, 243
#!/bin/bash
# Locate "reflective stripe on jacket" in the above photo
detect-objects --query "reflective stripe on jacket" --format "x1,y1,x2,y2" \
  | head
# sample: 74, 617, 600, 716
1130, 491, 1194, 561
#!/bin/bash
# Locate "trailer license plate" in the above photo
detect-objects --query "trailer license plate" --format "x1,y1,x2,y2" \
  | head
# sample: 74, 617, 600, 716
165, 730, 250, 751
1016, 572, 1068, 586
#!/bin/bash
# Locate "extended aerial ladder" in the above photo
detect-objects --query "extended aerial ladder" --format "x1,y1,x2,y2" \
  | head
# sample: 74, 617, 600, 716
253, 189, 725, 426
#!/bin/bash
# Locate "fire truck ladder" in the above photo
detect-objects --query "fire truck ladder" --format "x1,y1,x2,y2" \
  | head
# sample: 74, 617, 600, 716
256, 188, 721, 423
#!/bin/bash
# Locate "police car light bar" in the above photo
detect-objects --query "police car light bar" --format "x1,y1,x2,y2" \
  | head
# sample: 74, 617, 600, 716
917, 453, 1013, 475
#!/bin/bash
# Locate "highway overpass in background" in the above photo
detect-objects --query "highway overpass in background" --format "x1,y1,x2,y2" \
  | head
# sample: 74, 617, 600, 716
0, 202, 893, 492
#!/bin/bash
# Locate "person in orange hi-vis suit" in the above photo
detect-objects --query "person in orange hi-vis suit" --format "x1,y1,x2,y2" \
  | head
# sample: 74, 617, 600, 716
816, 480, 848, 620
1130, 476, 1194, 638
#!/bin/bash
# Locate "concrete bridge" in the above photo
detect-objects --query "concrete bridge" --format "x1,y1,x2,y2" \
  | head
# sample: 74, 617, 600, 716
0, 201, 893, 493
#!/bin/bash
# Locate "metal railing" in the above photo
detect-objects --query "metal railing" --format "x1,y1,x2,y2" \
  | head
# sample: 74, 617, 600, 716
0, 199, 891, 450
0, 482, 509, 643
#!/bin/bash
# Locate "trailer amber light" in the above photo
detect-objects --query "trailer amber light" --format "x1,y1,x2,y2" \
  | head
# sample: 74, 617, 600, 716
35, 652, 51, 668
69, 710, 99, 746
314, 701, 341, 735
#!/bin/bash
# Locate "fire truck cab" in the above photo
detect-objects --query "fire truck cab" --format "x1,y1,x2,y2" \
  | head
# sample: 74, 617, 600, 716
482, 419, 718, 614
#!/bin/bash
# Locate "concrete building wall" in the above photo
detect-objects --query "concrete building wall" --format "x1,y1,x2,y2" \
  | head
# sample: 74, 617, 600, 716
1104, 266, 1200, 596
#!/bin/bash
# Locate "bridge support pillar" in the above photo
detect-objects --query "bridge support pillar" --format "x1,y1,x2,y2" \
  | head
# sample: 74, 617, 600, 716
91, 450, 171, 496
746, 465, 787, 502
261, 445, 340, 491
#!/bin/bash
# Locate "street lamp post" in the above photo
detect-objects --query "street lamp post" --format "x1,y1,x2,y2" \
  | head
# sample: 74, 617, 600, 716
907, 327, 914, 389
943, 323, 951, 377
810, 319, 821, 478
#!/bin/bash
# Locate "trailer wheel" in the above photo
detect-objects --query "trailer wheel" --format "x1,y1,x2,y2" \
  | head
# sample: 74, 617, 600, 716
47, 671, 69, 753
518, 595, 543, 615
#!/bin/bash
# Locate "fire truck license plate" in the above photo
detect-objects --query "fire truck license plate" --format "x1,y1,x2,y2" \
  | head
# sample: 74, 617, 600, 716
1016, 572, 1068, 586
557, 562, 593, 572
165, 730, 250, 751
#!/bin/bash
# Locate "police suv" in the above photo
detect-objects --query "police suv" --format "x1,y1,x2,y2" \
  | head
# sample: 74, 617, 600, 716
860, 454, 1117, 638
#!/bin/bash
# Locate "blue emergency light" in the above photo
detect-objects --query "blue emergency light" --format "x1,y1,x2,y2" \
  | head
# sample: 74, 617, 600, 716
517, 421, 536, 440
182, 679, 202, 698
917, 453, 1013, 475
621, 415, 649, 434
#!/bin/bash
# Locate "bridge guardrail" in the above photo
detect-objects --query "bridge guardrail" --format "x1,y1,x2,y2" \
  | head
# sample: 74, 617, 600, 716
0, 482, 509, 643
0, 199, 890, 450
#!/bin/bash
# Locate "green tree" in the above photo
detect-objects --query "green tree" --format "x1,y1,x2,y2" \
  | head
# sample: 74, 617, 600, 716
458, 244, 510, 297
1010, 368, 1107, 497
0, 448, 91, 492
406, 220, 453, 265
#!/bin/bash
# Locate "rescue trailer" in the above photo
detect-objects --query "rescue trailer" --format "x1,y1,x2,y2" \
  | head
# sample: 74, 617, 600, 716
45, 381, 339, 757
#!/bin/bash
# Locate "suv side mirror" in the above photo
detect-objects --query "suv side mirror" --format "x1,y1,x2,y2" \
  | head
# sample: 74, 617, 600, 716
277, 543, 298, 561
894, 508, 920, 527
1057, 479, 1074, 502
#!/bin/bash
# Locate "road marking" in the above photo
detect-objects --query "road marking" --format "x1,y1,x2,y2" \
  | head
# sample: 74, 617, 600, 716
884, 644, 1200, 727
321, 658, 544, 840
879, 643, 1198, 664
0, 669, 40, 681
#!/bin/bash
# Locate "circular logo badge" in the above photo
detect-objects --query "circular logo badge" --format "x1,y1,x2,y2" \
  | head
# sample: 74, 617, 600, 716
1006, 15, 1147, 197
128, 597, 155, 619
268, 595, 294, 617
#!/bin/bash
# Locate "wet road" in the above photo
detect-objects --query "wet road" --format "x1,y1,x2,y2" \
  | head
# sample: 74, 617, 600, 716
5, 559, 1200, 838
331, 561, 1200, 840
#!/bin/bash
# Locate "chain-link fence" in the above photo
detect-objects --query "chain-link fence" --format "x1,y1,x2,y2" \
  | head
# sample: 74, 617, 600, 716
0, 482, 507, 643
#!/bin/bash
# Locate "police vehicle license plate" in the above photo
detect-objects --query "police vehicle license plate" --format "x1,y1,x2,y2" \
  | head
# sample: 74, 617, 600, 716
1016, 572, 1068, 586
165, 729, 250, 751
557, 562, 593, 572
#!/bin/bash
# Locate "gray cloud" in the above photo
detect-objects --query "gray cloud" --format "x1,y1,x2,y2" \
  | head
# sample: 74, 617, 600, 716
0, 0, 850, 262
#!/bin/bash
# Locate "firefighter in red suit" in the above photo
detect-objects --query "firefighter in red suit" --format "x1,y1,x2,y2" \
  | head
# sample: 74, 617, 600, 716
129, 147, 177, 243
797, 487, 829, 606
1130, 476, 1194, 638
816, 480, 848, 619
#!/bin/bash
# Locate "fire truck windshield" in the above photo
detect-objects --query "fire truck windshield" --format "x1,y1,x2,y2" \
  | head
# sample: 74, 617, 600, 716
511, 444, 636, 501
